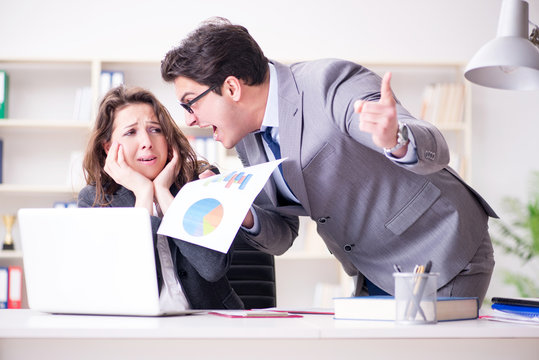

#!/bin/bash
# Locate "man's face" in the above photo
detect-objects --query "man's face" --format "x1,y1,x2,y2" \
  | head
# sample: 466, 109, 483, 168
173, 76, 250, 149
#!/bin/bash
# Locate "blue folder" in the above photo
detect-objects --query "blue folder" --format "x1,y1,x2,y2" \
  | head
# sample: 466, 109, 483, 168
491, 303, 539, 318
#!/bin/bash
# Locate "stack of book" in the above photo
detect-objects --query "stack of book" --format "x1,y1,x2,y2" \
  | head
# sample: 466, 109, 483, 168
481, 297, 539, 325
0, 266, 22, 309
420, 82, 465, 127
99, 71, 124, 97
333, 296, 479, 321
186, 135, 217, 165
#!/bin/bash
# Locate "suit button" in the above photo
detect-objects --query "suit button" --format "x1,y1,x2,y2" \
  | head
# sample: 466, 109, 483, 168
317, 217, 330, 224
344, 244, 355, 252
178, 270, 187, 278
424, 150, 436, 160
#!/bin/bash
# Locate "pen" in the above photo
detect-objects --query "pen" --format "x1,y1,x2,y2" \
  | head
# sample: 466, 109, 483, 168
404, 261, 432, 321
398, 264, 423, 320
424, 260, 432, 274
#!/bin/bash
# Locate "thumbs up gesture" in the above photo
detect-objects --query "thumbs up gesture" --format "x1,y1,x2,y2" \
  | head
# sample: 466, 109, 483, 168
354, 72, 405, 155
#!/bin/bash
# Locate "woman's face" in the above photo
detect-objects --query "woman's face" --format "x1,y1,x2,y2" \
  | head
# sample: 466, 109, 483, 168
106, 103, 169, 180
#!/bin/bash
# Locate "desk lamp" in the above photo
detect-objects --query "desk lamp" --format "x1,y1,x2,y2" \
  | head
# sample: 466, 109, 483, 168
465, 0, 539, 90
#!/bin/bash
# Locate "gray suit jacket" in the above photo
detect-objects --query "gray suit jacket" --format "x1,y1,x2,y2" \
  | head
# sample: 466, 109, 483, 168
78, 185, 244, 309
235, 59, 497, 294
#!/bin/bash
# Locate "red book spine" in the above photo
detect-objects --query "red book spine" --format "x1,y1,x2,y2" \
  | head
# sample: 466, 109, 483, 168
8, 266, 22, 309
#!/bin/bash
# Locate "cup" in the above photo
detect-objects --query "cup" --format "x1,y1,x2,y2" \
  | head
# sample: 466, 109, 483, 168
394, 272, 438, 324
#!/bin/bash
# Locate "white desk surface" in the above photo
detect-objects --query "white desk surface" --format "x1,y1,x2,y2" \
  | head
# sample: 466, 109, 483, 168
0, 309, 538, 360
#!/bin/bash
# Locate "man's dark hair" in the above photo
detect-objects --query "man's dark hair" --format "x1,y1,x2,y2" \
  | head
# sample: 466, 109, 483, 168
161, 17, 268, 94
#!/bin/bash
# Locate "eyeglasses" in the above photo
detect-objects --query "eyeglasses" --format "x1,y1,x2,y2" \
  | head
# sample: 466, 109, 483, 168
178, 85, 217, 114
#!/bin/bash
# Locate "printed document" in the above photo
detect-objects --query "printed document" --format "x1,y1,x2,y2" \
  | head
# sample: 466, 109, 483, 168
158, 159, 283, 253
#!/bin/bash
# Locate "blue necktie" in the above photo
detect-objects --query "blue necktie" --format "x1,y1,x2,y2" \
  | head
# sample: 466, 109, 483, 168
261, 127, 281, 160
261, 127, 284, 175
261, 127, 297, 204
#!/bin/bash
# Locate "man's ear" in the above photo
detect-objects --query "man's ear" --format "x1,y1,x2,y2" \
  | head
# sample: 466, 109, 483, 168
223, 76, 242, 102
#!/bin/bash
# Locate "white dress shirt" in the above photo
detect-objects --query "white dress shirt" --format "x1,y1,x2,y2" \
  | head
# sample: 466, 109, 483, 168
154, 204, 190, 311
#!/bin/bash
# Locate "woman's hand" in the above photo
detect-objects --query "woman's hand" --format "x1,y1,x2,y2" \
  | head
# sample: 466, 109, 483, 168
104, 142, 153, 213
154, 148, 180, 192
153, 148, 180, 216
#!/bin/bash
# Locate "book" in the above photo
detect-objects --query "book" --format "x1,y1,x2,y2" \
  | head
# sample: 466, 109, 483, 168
7, 266, 22, 309
208, 310, 303, 318
0, 138, 3, 183
73, 86, 92, 122
491, 303, 539, 318
0, 70, 8, 119
480, 309, 539, 325
264, 307, 335, 315
0, 267, 8, 309
100, 70, 124, 97
420, 82, 465, 127
333, 296, 479, 321
99, 71, 112, 97
491, 297, 539, 308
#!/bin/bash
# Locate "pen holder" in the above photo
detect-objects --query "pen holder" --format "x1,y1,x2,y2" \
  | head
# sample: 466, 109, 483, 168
394, 272, 438, 325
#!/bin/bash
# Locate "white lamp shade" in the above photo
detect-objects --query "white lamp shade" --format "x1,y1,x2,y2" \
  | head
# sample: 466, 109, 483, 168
464, 0, 539, 90
464, 36, 539, 90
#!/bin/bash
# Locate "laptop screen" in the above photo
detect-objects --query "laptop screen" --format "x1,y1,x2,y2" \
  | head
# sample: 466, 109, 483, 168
18, 207, 163, 316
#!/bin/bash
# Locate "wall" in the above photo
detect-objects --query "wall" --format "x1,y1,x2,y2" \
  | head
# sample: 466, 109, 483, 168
2, 0, 538, 300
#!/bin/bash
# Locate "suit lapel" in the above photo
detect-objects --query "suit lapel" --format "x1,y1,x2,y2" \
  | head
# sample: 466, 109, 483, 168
273, 61, 311, 213
242, 131, 281, 207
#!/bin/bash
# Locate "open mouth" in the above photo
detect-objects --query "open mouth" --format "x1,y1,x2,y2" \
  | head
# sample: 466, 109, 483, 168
138, 156, 157, 162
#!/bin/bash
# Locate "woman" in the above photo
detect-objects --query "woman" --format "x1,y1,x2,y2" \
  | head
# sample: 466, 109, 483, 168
78, 85, 244, 310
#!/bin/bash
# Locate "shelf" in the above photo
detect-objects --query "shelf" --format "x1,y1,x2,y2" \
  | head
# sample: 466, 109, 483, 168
0, 184, 80, 195
0, 118, 207, 136
437, 124, 467, 131
0, 251, 23, 259
0, 119, 91, 130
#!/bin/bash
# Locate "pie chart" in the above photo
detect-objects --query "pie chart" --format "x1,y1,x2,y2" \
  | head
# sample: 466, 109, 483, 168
183, 198, 224, 237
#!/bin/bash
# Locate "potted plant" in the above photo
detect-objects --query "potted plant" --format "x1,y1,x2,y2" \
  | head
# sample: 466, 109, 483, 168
490, 171, 539, 298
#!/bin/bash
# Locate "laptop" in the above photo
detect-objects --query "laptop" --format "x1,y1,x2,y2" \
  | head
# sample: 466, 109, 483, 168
18, 207, 198, 316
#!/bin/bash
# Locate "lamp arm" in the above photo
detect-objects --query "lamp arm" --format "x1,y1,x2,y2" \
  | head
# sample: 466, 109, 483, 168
530, 21, 539, 46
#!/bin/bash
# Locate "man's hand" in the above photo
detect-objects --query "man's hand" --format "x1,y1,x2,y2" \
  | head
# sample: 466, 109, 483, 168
197, 167, 255, 229
198, 168, 218, 179
354, 72, 406, 156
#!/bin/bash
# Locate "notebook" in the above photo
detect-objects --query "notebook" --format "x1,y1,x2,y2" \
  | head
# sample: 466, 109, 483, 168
18, 207, 199, 316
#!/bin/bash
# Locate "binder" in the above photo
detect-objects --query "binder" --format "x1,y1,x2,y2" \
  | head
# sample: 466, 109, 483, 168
100, 71, 112, 97
0, 138, 3, 183
491, 296, 539, 308
491, 303, 539, 318
8, 266, 22, 309
0, 70, 7, 119
111, 71, 124, 88
0, 267, 8, 308
100, 71, 124, 97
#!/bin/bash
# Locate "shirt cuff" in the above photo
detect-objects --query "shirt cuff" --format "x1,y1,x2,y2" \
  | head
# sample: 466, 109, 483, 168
384, 125, 418, 164
241, 206, 261, 235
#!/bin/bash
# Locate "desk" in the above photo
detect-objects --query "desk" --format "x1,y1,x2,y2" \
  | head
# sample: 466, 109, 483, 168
0, 310, 538, 360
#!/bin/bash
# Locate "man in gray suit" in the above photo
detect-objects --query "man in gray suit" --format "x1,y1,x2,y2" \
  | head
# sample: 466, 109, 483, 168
161, 18, 496, 304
